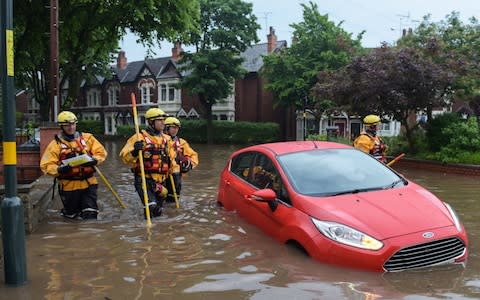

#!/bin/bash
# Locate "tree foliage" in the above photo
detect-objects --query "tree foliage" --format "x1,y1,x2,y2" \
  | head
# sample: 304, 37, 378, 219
398, 12, 480, 99
314, 45, 456, 152
262, 1, 362, 133
14, 0, 200, 121
177, 0, 260, 144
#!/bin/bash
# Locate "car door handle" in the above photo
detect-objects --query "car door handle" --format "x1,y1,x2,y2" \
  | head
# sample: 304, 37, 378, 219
225, 180, 230, 185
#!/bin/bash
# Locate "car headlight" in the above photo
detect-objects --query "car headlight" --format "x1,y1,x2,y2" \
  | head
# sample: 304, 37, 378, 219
311, 218, 383, 251
444, 202, 462, 232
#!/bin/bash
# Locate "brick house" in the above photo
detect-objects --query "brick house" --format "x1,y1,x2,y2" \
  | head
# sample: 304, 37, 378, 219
62, 27, 296, 140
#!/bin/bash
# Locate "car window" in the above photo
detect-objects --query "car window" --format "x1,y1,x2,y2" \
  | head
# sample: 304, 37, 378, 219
230, 152, 256, 181
278, 148, 403, 197
250, 154, 291, 205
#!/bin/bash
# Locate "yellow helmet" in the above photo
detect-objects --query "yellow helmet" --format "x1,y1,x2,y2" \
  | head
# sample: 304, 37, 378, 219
57, 111, 78, 125
165, 117, 181, 128
145, 107, 166, 121
363, 114, 381, 125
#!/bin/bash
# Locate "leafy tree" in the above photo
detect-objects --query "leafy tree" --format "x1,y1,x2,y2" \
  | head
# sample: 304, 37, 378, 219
177, 0, 260, 144
314, 45, 456, 152
262, 1, 362, 134
14, 0, 200, 121
398, 12, 480, 115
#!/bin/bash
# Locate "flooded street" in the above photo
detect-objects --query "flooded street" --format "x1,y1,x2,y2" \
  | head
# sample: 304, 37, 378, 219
1, 140, 480, 299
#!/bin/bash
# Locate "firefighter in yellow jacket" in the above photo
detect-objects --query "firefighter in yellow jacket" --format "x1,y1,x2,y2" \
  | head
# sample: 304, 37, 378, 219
119, 108, 174, 218
353, 114, 388, 162
40, 111, 107, 219
164, 117, 199, 203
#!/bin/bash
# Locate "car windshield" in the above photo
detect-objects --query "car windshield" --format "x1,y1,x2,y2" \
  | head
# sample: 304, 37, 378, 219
278, 148, 404, 197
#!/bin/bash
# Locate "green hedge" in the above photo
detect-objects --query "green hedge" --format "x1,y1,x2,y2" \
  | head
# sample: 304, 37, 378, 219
116, 120, 280, 144
77, 120, 104, 135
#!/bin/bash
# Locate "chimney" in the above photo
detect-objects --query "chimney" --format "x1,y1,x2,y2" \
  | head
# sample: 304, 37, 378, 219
171, 42, 183, 61
267, 26, 277, 53
117, 50, 127, 69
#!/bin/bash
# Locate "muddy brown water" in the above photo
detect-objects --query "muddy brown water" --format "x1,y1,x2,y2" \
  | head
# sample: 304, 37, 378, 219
1, 140, 479, 299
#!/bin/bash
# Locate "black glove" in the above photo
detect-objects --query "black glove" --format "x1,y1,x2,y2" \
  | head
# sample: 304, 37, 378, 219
57, 164, 72, 174
180, 158, 192, 173
82, 157, 97, 167
131, 141, 144, 157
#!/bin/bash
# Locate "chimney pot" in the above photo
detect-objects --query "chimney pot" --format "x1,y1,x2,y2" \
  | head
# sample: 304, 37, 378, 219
171, 42, 183, 61
267, 27, 277, 53
117, 51, 127, 69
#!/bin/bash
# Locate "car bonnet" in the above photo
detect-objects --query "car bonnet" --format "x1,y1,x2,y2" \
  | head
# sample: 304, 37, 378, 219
297, 183, 457, 240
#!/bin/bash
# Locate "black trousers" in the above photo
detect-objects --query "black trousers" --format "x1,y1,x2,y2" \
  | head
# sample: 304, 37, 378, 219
59, 184, 98, 219
134, 174, 165, 217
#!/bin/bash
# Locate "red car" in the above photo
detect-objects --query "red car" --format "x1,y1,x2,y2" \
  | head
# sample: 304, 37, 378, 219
217, 141, 468, 272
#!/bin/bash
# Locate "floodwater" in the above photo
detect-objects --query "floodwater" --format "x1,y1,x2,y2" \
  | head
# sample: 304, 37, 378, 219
1, 140, 480, 300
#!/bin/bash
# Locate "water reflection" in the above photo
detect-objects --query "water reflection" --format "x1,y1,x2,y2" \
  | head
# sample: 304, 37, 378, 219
0, 140, 480, 299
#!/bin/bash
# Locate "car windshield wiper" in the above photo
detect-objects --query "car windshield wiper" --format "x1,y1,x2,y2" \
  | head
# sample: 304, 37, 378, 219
383, 179, 406, 190
328, 186, 384, 196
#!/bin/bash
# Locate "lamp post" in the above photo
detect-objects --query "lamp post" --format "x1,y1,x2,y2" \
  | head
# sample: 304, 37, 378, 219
1, 0, 28, 285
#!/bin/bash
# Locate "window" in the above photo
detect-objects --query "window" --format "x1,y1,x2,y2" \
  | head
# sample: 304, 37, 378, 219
381, 122, 390, 131
140, 81, 154, 104
158, 81, 179, 102
87, 89, 100, 107
250, 154, 290, 204
168, 86, 175, 101
108, 85, 120, 106
160, 84, 167, 102
230, 152, 256, 181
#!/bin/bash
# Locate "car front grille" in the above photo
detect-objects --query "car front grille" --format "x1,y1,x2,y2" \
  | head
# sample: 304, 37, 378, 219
383, 237, 466, 272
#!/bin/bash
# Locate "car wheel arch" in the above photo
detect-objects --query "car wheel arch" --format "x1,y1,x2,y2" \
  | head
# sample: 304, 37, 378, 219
286, 239, 309, 256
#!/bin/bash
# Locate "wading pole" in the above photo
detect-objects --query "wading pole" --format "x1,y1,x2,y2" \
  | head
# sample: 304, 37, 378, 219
169, 174, 180, 209
387, 153, 405, 167
131, 93, 152, 227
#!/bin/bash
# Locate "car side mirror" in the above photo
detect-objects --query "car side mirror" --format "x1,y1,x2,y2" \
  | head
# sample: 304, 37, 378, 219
251, 189, 278, 212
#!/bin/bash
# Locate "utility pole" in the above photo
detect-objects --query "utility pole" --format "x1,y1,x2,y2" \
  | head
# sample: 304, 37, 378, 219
50, 0, 60, 122
1, 0, 28, 285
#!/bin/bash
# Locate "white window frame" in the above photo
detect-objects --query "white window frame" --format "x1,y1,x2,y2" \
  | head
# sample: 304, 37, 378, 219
108, 84, 120, 106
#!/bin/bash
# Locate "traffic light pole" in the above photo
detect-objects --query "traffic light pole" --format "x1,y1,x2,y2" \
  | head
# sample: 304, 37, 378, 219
1, 0, 28, 286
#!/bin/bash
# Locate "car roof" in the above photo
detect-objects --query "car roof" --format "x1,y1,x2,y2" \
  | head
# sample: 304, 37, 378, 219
236, 141, 353, 156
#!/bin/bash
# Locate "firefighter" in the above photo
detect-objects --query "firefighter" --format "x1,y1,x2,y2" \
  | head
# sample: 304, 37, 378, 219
164, 117, 199, 203
119, 107, 174, 218
40, 111, 107, 220
353, 114, 388, 162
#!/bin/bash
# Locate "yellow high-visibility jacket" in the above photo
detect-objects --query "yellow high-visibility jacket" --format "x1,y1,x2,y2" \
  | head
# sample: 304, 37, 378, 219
40, 132, 107, 191
119, 130, 176, 183
353, 132, 387, 162
168, 136, 199, 174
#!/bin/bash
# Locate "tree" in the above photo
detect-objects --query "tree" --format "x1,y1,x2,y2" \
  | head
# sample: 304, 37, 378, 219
177, 0, 260, 144
14, 0, 200, 121
314, 45, 456, 152
398, 12, 480, 116
262, 1, 362, 134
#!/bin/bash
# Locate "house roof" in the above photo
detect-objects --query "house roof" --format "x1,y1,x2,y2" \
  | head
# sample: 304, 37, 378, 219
110, 40, 287, 82
241, 40, 287, 72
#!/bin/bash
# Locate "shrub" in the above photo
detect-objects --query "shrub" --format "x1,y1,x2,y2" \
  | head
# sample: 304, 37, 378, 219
425, 113, 462, 152
77, 120, 104, 135
115, 120, 280, 144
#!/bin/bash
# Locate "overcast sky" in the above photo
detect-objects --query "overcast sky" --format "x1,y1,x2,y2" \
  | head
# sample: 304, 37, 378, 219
119, 0, 480, 62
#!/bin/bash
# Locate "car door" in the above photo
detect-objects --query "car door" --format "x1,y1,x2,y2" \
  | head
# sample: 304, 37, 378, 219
223, 151, 258, 217
244, 153, 295, 240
